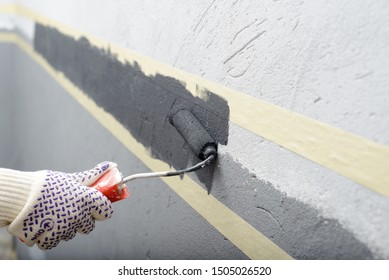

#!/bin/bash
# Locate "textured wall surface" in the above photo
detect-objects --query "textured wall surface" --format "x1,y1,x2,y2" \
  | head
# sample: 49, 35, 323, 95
0, 0, 388, 259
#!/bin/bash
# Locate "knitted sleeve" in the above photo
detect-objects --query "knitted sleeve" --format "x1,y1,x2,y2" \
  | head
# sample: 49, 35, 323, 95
0, 168, 34, 227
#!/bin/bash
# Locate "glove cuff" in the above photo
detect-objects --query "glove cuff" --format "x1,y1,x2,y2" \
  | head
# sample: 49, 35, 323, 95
6, 170, 46, 244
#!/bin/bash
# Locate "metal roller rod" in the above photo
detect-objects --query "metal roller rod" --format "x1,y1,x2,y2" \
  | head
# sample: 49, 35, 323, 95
121, 154, 215, 187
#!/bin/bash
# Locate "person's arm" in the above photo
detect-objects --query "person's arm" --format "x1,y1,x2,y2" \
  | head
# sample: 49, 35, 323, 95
0, 162, 115, 250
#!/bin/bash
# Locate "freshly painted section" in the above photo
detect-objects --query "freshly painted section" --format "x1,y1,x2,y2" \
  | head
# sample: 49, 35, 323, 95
210, 154, 373, 259
34, 24, 229, 190
2, 4, 389, 197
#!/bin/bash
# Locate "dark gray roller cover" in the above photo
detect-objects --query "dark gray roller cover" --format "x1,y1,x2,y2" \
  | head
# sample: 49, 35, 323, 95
170, 109, 217, 160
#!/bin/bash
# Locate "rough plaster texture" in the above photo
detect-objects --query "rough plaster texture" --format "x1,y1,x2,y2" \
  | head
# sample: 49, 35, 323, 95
16, 0, 389, 144
1, 0, 389, 258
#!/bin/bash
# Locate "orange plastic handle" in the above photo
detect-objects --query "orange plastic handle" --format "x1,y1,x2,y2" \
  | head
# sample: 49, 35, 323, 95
90, 168, 130, 203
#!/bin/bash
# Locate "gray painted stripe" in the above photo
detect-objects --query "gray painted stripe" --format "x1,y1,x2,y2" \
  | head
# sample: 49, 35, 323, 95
209, 154, 374, 259
34, 23, 229, 191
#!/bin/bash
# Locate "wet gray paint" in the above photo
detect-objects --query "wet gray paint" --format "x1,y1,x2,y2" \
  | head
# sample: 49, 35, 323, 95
34, 24, 229, 191
209, 154, 374, 259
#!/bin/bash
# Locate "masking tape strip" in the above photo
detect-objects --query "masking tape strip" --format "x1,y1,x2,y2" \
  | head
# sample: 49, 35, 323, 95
0, 32, 293, 260
0, 4, 14, 13
1, 4, 389, 198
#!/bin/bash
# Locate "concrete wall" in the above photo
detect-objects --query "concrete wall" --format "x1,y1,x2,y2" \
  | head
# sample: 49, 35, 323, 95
1, 0, 389, 259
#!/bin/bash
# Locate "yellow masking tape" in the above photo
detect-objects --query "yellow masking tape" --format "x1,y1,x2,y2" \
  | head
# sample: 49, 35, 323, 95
2, 4, 388, 198
0, 33, 293, 260
0, 32, 17, 41
0, 4, 14, 13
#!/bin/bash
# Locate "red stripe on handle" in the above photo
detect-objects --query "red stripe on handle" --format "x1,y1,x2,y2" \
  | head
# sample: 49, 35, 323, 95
90, 168, 130, 203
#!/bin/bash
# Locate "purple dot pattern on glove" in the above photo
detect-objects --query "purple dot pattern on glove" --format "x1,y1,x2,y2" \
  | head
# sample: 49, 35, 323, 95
70, 162, 110, 185
21, 165, 113, 250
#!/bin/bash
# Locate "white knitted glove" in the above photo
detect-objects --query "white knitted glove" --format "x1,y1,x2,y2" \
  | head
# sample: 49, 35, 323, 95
0, 162, 115, 250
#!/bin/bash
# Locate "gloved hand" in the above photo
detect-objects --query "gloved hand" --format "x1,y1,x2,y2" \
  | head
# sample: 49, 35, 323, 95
6, 162, 116, 250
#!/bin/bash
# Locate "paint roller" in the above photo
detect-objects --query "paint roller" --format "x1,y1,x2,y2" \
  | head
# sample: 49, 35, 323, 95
170, 109, 217, 160
91, 109, 217, 202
